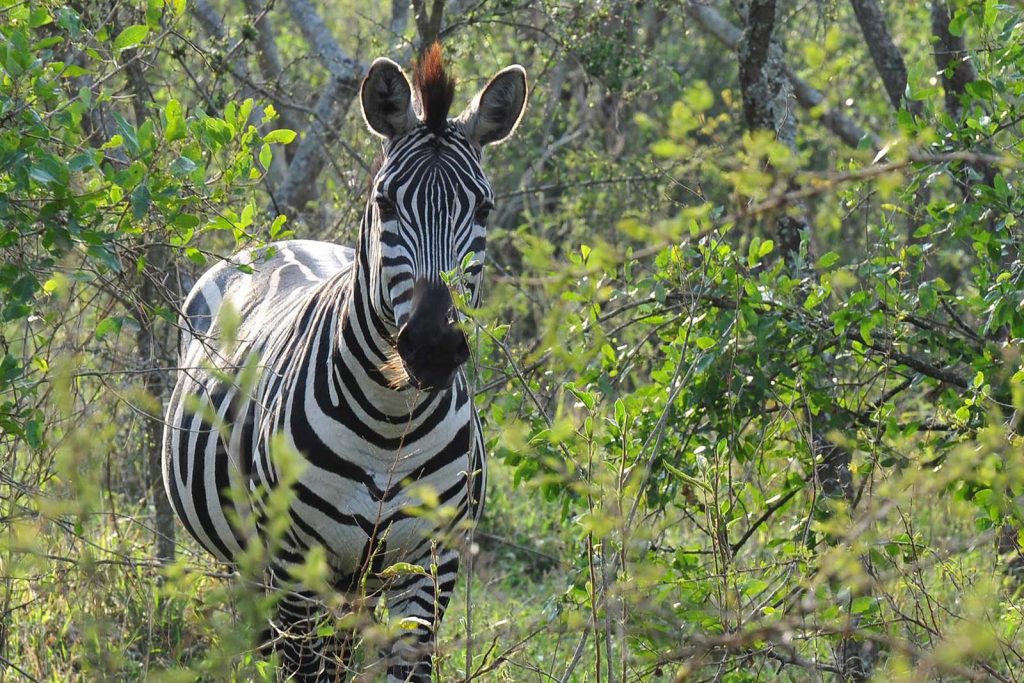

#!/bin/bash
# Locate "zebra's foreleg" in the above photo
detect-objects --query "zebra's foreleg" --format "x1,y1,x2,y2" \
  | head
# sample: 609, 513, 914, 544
264, 565, 346, 682
383, 548, 460, 683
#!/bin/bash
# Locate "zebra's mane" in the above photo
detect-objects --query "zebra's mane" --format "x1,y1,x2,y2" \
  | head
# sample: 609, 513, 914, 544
413, 42, 456, 135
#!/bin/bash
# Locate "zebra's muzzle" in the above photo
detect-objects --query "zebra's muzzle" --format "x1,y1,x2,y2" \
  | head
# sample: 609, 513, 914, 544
395, 279, 470, 390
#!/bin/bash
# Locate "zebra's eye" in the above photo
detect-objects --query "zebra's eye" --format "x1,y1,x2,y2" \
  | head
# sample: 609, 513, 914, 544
377, 197, 398, 222
474, 202, 493, 225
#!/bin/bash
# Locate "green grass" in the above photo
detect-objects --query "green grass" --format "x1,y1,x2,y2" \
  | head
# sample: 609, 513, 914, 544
4, 452, 1024, 682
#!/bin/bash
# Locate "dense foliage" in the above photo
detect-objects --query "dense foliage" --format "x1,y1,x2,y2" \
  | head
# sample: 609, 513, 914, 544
1, 0, 1023, 681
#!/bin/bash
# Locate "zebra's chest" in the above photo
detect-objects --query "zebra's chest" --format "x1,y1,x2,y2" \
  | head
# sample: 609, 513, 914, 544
268, 387, 476, 573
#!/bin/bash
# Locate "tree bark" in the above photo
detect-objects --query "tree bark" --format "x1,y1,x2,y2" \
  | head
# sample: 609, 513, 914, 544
242, 0, 287, 91
241, 0, 302, 176
929, 0, 995, 190
930, 0, 977, 120
412, 0, 445, 52
189, 0, 256, 100
119, 19, 178, 566
391, 0, 410, 37
736, 0, 803, 264
136, 278, 177, 566
276, 0, 364, 213
849, 0, 923, 115
685, 1, 876, 149
736, 3, 868, 679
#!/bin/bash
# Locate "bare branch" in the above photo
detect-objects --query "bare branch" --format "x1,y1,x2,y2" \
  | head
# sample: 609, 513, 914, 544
285, 0, 363, 79
685, 1, 876, 149
189, 0, 231, 41
277, 0, 366, 212
849, 0, 922, 115
241, 0, 286, 88
411, 0, 446, 51
784, 64, 879, 149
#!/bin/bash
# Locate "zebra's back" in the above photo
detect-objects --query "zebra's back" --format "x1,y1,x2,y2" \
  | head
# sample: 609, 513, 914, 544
178, 240, 355, 358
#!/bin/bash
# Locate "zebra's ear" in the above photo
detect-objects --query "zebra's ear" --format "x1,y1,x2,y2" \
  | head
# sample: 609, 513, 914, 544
459, 65, 528, 146
361, 58, 416, 139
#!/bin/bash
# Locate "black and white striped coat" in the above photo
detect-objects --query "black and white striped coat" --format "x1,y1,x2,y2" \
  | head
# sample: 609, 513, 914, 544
162, 47, 527, 682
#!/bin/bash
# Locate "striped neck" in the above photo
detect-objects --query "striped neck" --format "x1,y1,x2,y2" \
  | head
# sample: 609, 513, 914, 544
332, 202, 458, 408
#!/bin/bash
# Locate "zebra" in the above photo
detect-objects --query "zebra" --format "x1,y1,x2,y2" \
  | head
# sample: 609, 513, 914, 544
162, 44, 527, 681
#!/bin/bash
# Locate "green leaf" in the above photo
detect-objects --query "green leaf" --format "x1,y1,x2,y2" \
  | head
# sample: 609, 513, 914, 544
113, 24, 149, 51
69, 152, 97, 172
263, 129, 297, 144
804, 43, 825, 69
95, 316, 122, 340
379, 562, 428, 578
983, 0, 997, 28
61, 64, 88, 77
948, 10, 966, 36
24, 419, 44, 449
113, 112, 140, 156
130, 183, 150, 220
29, 165, 58, 185
240, 202, 254, 229
684, 81, 714, 113
165, 99, 186, 141
269, 214, 288, 239
918, 283, 937, 312
859, 319, 875, 347
102, 134, 124, 150
994, 174, 1009, 197
694, 336, 716, 350
87, 245, 123, 272
566, 383, 596, 411
851, 596, 876, 615
663, 462, 712, 494
29, 7, 53, 27
816, 251, 840, 270
965, 80, 995, 101
185, 247, 207, 265
170, 156, 198, 175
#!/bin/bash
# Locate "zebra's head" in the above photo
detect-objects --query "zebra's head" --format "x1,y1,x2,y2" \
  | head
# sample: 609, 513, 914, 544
359, 45, 527, 391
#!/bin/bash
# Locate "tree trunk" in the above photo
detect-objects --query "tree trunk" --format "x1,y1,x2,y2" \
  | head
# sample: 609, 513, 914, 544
849, 0, 923, 115
276, 0, 364, 213
930, 0, 977, 120
136, 286, 177, 566
737, 3, 869, 679
121, 21, 178, 566
685, 1, 876, 149
930, 0, 996, 189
